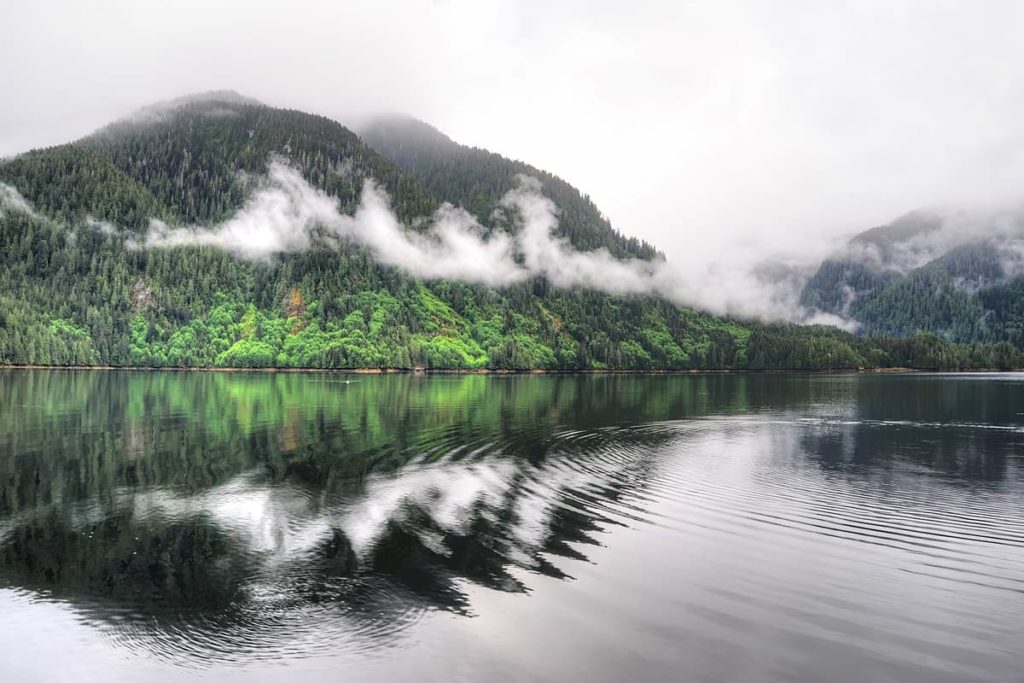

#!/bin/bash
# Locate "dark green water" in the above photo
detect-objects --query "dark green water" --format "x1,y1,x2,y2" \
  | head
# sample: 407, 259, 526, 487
0, 370, 1022, 682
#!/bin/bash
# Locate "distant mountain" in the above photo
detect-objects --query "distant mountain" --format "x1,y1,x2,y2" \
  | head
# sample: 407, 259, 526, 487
800, 208, 1024, 346
0, 92, 1019, 370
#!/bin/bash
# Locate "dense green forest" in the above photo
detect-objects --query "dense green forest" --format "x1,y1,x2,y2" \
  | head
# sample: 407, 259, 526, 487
0, 93, 1021, 371
800, 211, 1024, 346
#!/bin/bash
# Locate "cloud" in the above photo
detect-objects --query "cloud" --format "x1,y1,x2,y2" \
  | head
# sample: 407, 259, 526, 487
0, 155, 856, 326
140, 160, 847, 324
142, 161, 334, 258
0, 182, 37, 217
824, 204, 1024, 280
141, 160, 525, 287
497, 176, 674, 295
344, 180, 524, 287
113, 90, 262, 126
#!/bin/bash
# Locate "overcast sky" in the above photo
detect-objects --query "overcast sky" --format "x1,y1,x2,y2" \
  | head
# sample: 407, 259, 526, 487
3, 0, 1024, 268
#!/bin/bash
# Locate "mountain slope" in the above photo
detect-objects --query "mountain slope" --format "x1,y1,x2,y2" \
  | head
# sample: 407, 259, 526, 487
359, 115, 658, 260
0, 93, 1019, 371
800, 209, 1024, 345
81, 100, 438, 226
0, 94, 749, 370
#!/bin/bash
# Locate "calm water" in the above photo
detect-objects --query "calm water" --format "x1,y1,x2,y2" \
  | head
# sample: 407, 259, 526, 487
0, 370, 1022, 682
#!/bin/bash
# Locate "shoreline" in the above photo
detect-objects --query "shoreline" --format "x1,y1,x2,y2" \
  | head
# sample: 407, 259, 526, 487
0, 364, 1015, 375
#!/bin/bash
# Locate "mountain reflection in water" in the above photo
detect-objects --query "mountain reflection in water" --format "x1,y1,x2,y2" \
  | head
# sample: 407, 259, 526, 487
1, 370, 1022, 682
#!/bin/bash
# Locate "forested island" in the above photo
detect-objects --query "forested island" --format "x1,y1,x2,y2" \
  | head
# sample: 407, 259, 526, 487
1, 92, 1022, 372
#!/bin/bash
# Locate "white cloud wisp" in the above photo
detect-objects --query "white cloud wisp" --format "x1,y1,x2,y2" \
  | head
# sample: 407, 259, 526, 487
139, 160, 849, 324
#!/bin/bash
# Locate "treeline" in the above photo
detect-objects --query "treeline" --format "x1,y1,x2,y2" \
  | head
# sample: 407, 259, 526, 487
745, 324, 1024, 371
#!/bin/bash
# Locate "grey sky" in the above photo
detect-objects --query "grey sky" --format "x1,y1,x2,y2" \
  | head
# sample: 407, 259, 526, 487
3, 0, 1024, 268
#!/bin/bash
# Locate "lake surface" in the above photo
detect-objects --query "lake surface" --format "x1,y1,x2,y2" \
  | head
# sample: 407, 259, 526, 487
0, 370, 1022, 682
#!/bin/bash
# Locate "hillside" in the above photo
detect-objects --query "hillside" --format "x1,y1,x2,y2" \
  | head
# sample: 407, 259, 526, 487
800, 209, 1024, 346
0, 92, 1020, 371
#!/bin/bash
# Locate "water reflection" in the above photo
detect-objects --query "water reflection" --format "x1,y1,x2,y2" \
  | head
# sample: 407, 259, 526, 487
0, 372, 689, 660
0, 370, 1022, 680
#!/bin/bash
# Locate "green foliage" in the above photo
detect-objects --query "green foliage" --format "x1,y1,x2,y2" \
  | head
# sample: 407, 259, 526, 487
800, 226, 1024, 348
0, 95, 1021, 372
747, 325, 868, 370
218, 339, 278, 368
857, 268, 988, 341
0, 295, 100, 366
979, 277, 1024, 349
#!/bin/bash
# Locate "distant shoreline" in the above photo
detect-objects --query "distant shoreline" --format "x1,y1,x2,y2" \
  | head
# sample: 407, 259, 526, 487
0, 364, 1014, 375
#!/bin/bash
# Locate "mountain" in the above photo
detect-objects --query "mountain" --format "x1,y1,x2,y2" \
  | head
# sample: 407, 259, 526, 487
800, 208, 1024, 347
0, 92, 1019, 371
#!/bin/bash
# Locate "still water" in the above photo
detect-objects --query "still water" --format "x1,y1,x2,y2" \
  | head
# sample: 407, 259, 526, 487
0, 370, 1022, 682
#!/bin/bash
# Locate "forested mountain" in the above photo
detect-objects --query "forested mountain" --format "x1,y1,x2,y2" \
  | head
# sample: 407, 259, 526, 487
800, 209, 1024, 347
0, 92, 1020, 371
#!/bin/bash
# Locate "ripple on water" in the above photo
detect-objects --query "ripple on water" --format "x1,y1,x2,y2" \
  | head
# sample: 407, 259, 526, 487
2, 374, 1023, 681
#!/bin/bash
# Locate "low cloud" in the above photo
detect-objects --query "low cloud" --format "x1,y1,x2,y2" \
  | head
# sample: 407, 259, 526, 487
141, 160, 844, 323
0, 160, 858, 325
142, 160, 524, 287
831, 207, 1024, 276
0, 182, 37, 217
118, 90, 262, 125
